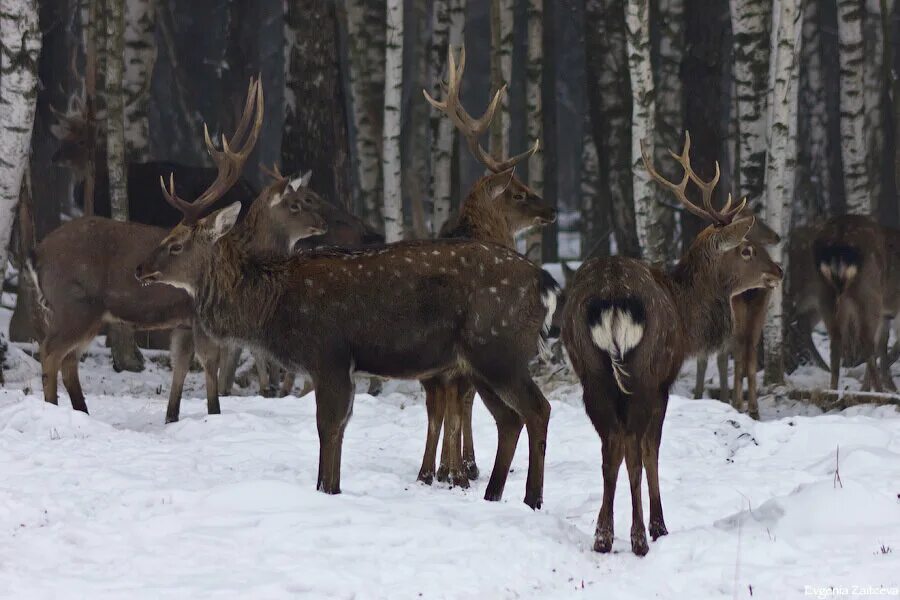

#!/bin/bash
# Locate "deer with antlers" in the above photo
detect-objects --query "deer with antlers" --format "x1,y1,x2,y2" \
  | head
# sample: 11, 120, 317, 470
561, 133, 782, 555
136, 145, 560, 507
415, 47, 557, 487
29, 79, 326, 421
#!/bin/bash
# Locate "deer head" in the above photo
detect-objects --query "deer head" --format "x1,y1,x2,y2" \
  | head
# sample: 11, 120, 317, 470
424, 47, 556, 233
136, 79, 326, 293
642, 132, 783, 295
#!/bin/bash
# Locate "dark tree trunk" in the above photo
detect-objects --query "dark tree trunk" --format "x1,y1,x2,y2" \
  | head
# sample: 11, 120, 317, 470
541, 0, 558, 262
282, 0, 352, 208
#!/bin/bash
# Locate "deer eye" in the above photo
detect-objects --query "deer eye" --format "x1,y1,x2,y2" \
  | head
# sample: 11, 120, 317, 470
169, 243, 183, 254
741, 246, 754, 259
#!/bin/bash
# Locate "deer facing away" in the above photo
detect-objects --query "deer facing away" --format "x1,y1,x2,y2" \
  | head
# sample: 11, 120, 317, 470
29, 79, 326, 422
561, 133, 782, 555
136, 173, 561, 508
417, 46, 557, 487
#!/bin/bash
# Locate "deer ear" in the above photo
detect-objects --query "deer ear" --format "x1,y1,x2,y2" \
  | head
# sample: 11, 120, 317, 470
289, 170, 312, 192
202, 202, 242, 242
489, 168, 515, 200
712, 216, 755, 253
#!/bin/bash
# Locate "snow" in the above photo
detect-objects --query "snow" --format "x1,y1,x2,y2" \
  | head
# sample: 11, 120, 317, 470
0, 355, 898, 599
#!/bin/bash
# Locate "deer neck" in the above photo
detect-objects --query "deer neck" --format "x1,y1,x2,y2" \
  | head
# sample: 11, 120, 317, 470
230, 203, 285, 256
455, 192, 516, 249
668, 248, 734, 357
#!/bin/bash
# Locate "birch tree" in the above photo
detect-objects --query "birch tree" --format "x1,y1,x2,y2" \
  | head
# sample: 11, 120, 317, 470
382, 0, 404, 242
0, 0, 40, 281
625, 0, 660, 262
837, 0, 870, 213
798, 0, 831, 217
123, 0, 156, 161
346, 0, 384, 229
283, 0, 352, 207
863, 0, 884, 211
429, 0, 466, 234
584, 0, 640, 258
525, 0, 543, 262
490, 0, 513, 159
652, 0, 682, 254
763, 0, 802, 385
730, 0, 770, 202
105, 0, 128, 222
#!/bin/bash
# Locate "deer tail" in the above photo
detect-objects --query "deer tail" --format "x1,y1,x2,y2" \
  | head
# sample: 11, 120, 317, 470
814, 243, 862, 294
586, 297, 645, 395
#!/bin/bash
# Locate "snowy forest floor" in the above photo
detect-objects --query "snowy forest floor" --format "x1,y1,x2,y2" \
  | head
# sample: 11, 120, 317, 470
0, 304, 899, 598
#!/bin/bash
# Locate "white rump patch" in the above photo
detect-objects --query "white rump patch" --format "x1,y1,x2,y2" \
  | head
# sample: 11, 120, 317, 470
589, 308, 644, 395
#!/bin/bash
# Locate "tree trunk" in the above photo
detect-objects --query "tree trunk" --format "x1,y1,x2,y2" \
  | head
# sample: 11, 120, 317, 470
490, 0, 513, 159
837, 0, 870, 213
626, 0, 659, 263
524, 0, 543, 262
763, 0, 802, 385
403, 0, 430, 240
580, 117, 609, 258
730, 0, 770, 203
541, 0, 558, 262
651, 0, 682, 257
123, 0, 156, 162
346, 0, 385, 230
584, 0, 640, 258
382, 0, 404, 242
282, 0, 352, 207
864, 0, 886, 217
0, 0, 40, 280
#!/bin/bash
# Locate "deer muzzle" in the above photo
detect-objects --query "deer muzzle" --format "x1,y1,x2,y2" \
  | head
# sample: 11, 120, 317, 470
134, 263, 161, 286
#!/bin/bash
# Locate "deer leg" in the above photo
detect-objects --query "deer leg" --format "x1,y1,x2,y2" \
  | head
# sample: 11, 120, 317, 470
60, 351, 87, 413
732, 346, 745, 412
693, 353, 708, 398
624, 435, 648, 556
417, 378, 445, 485
253, 352, 273, 397
459, 380, 479, 480
217, 344, 240, 396
441, 380, 468, 489
278, 371, 296, 397
829, 329, 842, 390
878, 318, 896, 391
166, 328, 194, 424
643, 410, 668, 541
436, 389, 455, 484
594, 432, 623, 553
474, 382, 523, 503
746, 340, 760, 420
314, 367, 354, 495
515, 377, 551, 510
39, 342, 62, 407
716, 352, 729, 402
193, 329, 221, 416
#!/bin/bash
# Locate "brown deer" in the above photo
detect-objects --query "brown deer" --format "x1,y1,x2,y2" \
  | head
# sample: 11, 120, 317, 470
136, 177, 560, 508
28, 79, 326, 422
561, 133, 782, 555
813, 214, 900, 391
693, 213, 780, 419
416, 46, 557, 486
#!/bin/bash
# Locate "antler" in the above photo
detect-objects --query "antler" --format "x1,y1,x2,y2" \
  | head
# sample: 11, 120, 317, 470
423, 46, 539, 173
160, 77, 264, 224
640, 131, 747, 226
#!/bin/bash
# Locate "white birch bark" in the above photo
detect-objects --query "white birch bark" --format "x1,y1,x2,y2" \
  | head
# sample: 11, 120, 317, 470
730, 0, 770, 201
837, 0, 870, 213
525, 0, 543, 261
763, 0, 802, 385
625, 0, 659, 262
0, 0, 40, 279
105, 0, 128, 222
429, 0, 449, 233
123, 0, 155, 162
382, 0, 403, 242
490, 0, 513, 159
347, 0, 384, 229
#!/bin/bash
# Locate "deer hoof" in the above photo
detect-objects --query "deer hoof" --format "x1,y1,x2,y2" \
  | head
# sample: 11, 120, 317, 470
524, 494, 542, 510
165, 416, 179, 425
631, 529, 649, 556
435, 464, 449, 483
593, 528, 614, 553
417, 470, 434, 485
316, 481, 341, 495
464, 460, 480, 481
649, 519, 669, 540
448, 470, 470, 489
748, 409, 760, 421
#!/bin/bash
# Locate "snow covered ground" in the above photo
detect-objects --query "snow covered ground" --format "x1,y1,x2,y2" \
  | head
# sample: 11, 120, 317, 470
0, 338, 898, 599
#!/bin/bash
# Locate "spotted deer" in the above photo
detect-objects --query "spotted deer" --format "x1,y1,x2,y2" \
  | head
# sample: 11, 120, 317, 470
29, 79, 326, 422
136, 172, 561, 509
693, 213, 779, 419
561, 133, 783, 555
416, 46, 557, 487
813, 214, 900, 391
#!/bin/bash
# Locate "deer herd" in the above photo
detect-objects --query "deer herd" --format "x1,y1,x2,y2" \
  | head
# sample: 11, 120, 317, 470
18, 48, 899, 557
